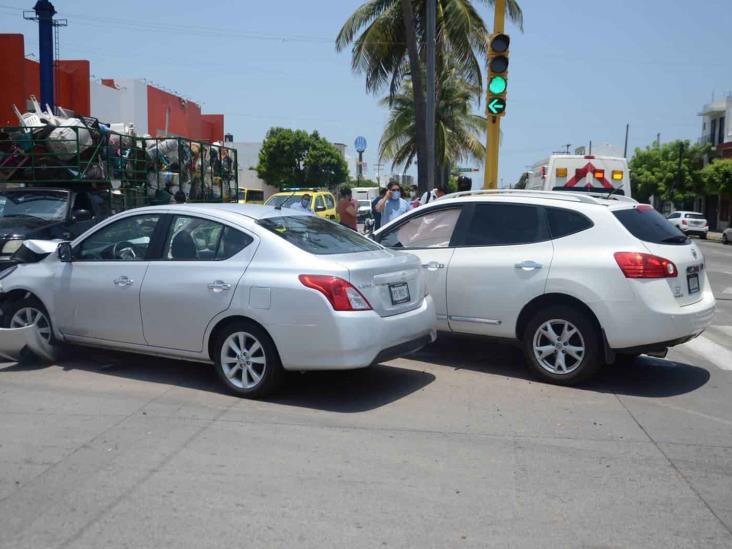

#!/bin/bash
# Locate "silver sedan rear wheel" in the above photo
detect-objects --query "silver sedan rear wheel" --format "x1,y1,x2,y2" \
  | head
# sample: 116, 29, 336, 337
10, 306, 52, 343
220, 331, 267, 390
532, 319, 586, 375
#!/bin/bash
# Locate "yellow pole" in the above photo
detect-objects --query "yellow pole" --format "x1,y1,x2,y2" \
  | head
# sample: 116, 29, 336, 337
483, 0, 505, 190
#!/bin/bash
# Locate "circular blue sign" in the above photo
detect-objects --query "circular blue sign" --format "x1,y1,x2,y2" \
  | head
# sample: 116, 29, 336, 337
354, 136, 367, 153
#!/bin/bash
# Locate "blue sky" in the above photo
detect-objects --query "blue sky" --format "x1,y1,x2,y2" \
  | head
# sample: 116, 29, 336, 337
1, 0, 730, 187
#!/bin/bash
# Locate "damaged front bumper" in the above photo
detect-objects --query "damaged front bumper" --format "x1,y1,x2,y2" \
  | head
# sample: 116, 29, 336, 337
0, 323, 57, 363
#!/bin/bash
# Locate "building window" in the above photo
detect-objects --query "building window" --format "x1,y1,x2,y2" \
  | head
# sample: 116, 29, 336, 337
719, 116, 725, 145
711, 118, 717, 145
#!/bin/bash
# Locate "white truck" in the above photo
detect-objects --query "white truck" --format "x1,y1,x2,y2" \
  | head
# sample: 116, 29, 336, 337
526, 154, 631, 197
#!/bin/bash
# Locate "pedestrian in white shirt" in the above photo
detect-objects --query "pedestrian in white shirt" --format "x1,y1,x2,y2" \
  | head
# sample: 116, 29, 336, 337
419, 184, 447, 206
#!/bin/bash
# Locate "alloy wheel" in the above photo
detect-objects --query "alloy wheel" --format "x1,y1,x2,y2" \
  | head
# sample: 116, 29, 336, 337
10, 307, 52, 343
532, 319, 586, 375
220, 331, 267, 389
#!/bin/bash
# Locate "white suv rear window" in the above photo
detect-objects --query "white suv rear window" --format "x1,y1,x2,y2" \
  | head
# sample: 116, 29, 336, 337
613, 206, 689, 245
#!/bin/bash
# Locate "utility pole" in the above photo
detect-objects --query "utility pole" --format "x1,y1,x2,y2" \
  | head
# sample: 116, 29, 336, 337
623, 123, 630, 158
426, 0, 437, 193
483, 0, 506, 189
656, 133, 661, 148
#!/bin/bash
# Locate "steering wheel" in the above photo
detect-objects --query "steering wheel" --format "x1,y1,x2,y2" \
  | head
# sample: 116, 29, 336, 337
113, 241, 137, 261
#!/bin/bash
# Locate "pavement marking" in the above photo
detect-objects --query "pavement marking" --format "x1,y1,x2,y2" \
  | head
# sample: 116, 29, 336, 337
681, 334, 732, 371
646, 400, 732, 428
724, 287, 732, 295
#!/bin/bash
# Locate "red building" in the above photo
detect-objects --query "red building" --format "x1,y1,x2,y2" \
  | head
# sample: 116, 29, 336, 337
0, 33, 225, 142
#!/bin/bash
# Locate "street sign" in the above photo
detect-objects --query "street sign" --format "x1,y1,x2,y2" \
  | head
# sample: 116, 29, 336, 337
354, 136, 367, 153
458, 167, 480, 172
487, 98, 506, 115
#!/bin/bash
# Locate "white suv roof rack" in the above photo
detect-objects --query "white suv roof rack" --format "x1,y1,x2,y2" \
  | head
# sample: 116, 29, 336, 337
444, 189, 637, 205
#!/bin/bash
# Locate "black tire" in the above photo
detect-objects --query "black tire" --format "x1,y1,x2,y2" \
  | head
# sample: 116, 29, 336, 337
1, 295, 58, 361
212, 320, 283, 398
700, 233, 707, 240
722, 234, 728, 245
522, 305, 602, 385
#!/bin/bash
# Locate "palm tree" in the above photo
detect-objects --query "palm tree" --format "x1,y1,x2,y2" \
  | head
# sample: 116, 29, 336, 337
336, 0, 523, 192
379, 64, 487, 180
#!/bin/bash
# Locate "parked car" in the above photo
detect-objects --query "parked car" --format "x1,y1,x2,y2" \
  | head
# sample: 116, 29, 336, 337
371, 190, 716, 385
722, 226, 731, 245
0, 187, 110, 260
0, 204, 436, 397
264, 189, 338, 221
666, 211, 709, 239
236, 188, 265, 204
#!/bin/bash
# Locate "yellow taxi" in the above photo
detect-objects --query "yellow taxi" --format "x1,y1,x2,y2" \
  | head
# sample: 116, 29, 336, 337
237, 188, 265, 204
264, 189, 338, 221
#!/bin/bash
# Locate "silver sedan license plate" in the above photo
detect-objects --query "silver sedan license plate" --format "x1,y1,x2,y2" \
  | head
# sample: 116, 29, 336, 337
389, 282, 410, 305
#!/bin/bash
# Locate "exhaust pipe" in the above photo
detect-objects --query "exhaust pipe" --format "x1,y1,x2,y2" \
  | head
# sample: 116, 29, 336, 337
646, 348, 668, 359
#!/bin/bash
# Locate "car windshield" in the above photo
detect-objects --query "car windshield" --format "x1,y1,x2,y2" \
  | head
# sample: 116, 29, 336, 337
613, 205, 689, 245
686, 213, 705, 220
0, 191, 69, 221
266, 195, 305, 208
258, 215, 381, 255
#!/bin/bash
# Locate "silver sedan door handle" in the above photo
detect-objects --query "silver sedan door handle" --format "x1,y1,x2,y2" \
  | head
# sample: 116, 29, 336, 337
113, 276, 134, 287
208, 280, 232, 293
421, 261, 445, 271
515, 260, 543, 271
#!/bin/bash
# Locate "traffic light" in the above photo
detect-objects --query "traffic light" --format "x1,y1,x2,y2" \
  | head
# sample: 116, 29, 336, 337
487, 33, 510, 116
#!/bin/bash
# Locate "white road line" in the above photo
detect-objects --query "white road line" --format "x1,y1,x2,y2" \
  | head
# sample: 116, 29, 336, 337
681, 335, 732, 371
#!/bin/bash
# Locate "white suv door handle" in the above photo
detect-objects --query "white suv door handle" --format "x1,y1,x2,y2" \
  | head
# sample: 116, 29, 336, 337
113, 276, 134, 287
515, 260, 543, 271
208, 280, 232, 293
421, 261, 445, 271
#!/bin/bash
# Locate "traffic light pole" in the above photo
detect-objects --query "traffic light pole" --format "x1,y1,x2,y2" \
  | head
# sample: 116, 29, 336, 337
483, 0, 505, 190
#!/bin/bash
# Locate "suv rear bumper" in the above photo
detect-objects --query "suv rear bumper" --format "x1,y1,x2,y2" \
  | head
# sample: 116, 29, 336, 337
599, 286, 715, 350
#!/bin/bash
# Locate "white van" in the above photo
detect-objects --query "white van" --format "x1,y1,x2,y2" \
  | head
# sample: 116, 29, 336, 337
527, 155, 631, 197
351, 187, 380, 202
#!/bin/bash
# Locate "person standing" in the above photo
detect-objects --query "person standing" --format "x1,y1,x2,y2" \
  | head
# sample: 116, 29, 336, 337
419, 184, 447, 205
371, 187, 386, 230
375, 182, 411, 226
336, 187, 358, 230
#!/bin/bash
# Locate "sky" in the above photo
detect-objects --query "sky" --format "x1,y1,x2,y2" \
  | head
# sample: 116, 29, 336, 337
1, 0, 731, 187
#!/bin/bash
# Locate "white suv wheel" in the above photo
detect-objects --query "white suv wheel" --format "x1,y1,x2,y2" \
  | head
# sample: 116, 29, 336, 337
532, 319, 585, 375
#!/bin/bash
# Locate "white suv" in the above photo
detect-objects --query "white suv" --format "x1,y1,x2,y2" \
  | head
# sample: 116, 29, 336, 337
373, 191, 716, 385
666, 211, 709, 239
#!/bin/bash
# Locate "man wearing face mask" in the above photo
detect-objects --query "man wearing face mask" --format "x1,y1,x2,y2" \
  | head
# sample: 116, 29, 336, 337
290, 193, 314, 215
375, 182, 411, 226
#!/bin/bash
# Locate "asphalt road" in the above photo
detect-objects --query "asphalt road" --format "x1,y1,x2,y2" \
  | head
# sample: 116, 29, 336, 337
1, 240, 731, 548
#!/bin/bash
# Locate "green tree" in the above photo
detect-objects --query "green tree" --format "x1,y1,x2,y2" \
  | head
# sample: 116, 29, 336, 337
702, 158, 732, 197
336, 0, 523, 193
256, 128, 348, 190
629, 140, 713, 206
378, 62, 486, 178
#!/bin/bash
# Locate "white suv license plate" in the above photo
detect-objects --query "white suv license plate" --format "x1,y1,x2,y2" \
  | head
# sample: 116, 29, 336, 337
688, 274, 700, 294
389, 282, 411, 305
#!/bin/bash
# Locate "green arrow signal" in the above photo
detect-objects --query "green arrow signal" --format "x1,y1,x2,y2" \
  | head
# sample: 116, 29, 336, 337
488, 97, 506, 115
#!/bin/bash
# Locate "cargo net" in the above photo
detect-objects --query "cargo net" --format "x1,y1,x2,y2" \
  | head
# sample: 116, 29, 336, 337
1, 100, 237, 206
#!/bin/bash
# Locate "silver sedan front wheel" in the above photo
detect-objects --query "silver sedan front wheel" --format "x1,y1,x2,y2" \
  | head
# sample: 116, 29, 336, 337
532, 319, 586, 375
10, 306, 52, 343
220, 331, 267, 390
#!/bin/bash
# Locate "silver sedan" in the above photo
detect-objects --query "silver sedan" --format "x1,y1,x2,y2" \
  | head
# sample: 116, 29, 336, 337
0, 204, 436, 397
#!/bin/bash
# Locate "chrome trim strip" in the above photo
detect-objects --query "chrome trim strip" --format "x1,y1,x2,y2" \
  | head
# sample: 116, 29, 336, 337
436, 314, 448, 320
448, 315, 502, 326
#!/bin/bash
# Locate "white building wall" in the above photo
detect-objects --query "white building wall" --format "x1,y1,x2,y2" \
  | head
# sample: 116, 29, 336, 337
228, 142, 278, 198
89, 79, 148, 134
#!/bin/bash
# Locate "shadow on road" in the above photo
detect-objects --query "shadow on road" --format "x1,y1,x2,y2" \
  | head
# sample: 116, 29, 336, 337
0, 346, 436, 413
414, 334, 711, 398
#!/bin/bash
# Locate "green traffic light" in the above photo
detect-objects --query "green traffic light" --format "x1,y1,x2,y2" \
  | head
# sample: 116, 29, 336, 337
489, 75, 507, 95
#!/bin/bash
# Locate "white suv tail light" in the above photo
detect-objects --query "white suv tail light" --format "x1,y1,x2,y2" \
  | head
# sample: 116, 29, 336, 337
299, 275, 372, 311
614, 252, 678, 279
